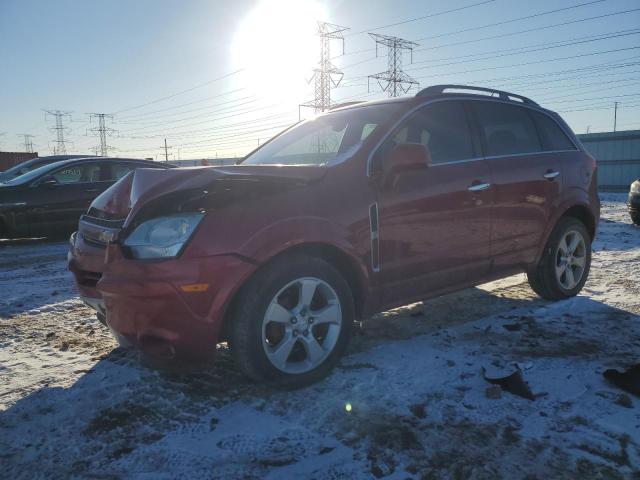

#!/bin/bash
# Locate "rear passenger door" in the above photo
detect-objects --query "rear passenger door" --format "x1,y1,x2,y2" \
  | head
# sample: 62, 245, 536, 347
376, 100, 493, 304
468, 100, 565, 270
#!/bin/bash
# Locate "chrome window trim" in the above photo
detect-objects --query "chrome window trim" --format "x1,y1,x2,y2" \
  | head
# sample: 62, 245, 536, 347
366, 96, 580, 176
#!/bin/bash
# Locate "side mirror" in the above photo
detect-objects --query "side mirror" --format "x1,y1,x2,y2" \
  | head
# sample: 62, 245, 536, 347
383, 143, 431, 186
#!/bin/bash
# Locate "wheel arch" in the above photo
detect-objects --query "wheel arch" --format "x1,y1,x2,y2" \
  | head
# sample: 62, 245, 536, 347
219, 242, 368, 341
561, 204, 596, 240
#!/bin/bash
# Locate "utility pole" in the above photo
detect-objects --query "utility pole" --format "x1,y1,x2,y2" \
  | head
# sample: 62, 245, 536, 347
44, 110, 72, 154
300, 21, 349, 116
368, 33, 419, 97
162, 138, 172, 162
613, 102, 619, 132
18, 134, 35, 153
88, 113, 117, 156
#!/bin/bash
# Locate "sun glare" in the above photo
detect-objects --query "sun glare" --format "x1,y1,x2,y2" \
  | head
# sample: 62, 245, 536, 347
232, 0, 326, 102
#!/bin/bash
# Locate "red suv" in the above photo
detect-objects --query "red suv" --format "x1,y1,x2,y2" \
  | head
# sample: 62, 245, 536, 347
68, 85, 599, 386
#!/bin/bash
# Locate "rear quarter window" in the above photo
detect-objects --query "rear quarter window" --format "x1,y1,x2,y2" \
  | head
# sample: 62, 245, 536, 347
529, 110, 576, 151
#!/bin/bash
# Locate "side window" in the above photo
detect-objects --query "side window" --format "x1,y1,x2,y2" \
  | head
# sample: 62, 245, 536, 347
107, 163, 137, 181
381, 101, 474, 165
50, 163, 101, 184
360, 123, 378, 141
472, 102, 542, 156
529, 111, 576, 151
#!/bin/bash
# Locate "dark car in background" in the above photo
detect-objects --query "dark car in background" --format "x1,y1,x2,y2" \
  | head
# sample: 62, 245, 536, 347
630, 179, 640, 225
0, 157, 173, 238
0, 155, 95, 183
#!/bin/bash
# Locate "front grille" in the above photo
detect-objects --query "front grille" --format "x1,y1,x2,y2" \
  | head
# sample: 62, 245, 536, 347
80, 214, 125, 229
79, 214, 124, 249
87, 207, 127, 222
78, 270, 102, 288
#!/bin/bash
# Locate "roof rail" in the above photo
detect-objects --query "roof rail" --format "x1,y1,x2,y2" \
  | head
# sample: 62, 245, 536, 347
416, 84, 538, 106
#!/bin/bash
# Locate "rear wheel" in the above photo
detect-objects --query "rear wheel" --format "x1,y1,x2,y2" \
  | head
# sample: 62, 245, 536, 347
229, 254, 354, 387
527, 217, 591, 300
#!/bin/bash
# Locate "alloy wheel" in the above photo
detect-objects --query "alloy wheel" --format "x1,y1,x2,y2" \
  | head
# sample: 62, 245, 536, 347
555, 229, 587, 290
261, 277, 342, 374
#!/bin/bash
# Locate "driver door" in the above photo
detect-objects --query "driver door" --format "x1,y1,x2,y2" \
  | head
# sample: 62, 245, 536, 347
375, 100, 493, 305
27, 162, 107, 236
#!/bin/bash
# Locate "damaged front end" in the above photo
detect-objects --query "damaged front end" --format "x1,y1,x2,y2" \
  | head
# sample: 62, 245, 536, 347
68, 164, 326, 360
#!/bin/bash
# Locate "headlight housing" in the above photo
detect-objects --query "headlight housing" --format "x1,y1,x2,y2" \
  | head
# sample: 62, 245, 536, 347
123, 213, 204, 259
631, 181, 640, 194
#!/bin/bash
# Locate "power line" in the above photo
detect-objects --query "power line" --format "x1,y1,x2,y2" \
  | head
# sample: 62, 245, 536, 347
111, 69, 244, 115
406, 46, 640, 80
347, 0, 497, 36
336, 0, 609, 60
88, 113, 117, 156
415, 0, 606, 42
117, 88, 248, 121
368, 33, 419, 97
300, 21, 349, 115
415, 7, 640, 55
44, 110, 72, 155
409, 29, 640, 68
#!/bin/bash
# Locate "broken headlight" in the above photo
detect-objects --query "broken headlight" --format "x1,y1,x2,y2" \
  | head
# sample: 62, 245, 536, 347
123, 213, 204, 259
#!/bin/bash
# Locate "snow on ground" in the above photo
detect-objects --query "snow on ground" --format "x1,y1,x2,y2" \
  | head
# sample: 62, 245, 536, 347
0, 194, 638, 479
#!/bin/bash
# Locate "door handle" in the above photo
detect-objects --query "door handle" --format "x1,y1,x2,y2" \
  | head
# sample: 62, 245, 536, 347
543, 171, 560, 180
468, 182, 491, 192
84, 188, 99, 193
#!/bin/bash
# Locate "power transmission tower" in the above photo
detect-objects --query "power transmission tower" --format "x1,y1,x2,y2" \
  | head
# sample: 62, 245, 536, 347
44, 110, 73, 154
18, 134, 35, 153
300, 21, 349, 116
88, 113, 117, 156
368, 33, 419, 97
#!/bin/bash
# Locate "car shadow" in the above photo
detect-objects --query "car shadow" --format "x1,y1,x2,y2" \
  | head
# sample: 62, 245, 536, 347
0, 294, 637, 478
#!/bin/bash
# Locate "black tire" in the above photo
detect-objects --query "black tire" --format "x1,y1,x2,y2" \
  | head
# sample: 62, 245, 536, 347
631, 211, 640, 226
527, 217, 592, 301
229, 254, 354, 387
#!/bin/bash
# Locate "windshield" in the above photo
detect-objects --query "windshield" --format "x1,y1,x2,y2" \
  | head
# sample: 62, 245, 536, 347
0, 158, 41, 181
242, 103, 402, 166
2, 162, 62, 186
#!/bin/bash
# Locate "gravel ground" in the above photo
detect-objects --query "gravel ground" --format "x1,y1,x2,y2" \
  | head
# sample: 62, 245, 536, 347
0, 193, 638, 479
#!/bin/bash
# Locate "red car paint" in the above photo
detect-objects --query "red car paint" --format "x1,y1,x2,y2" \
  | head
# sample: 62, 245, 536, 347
68, 87, 599, 360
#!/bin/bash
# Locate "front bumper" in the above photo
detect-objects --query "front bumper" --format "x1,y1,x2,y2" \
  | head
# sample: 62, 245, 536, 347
96, 244, 257, 360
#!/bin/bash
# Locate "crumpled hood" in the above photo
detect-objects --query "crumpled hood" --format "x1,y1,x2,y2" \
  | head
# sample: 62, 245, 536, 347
89, 164, 327, 221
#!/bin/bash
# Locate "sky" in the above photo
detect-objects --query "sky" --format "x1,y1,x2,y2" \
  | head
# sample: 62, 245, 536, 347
0, 0, 639, 159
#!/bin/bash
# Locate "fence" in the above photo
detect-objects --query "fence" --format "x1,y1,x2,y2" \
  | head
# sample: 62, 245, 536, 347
576, 130, 640, 192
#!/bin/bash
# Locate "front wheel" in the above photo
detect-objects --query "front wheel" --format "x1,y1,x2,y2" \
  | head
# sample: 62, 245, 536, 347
527, 217, 592, 301
631, 210, 640, 226
229, 254, 354, 387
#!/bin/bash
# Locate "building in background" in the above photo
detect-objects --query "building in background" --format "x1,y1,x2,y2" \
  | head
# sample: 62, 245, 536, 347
577, 130, 640, 192
0, 151, 38, 171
